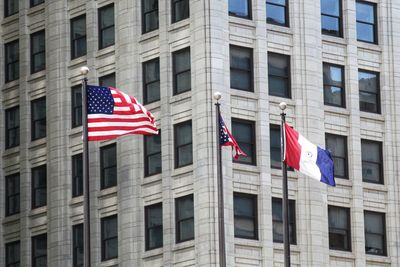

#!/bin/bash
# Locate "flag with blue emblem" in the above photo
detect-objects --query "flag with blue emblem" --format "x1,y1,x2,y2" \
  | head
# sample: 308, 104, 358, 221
219, 112, 247, 160
87, 85, 158, 141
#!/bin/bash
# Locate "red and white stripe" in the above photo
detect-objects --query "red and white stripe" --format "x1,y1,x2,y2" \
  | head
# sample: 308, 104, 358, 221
88, 87, 158, 141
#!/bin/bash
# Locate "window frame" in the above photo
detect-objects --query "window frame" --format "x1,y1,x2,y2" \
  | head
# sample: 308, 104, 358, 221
323, 62, 346, 108
144, 131, 162, 177
98, 4, 115, 50
32, 234, 47, 267
72, 153, 83, 198
101, 215, 118, 261
234, 192, 258, 240
5, 106, 20, 149
31, 165, 47, 209
266, 0, 289, 27
5, 173, 20, 217
232, 118, 256, 165
71, 85, 82, 128
100, 143, 117, 189
228, 0, 252, 19
5, 40, 19, 83
364, 210, 387, 256
325, 133, 348, 179
31, 97, 46, 141
70, 15, 87, 59
72, 223, 84, 267
30, 30, 46, 74
4, 0, 18, 17
268, 52, 291, 98
172, 47, 191, 95
272, 197, 296, 244
356, 1, 378, 44
175, 194, 195, 243
145, 203, 163, 250
358, 69, 381, 114
361, 139, 384, 184
321, 0, 343, 37
174, 120, 193, 169
6, 240, 20, 267
171, 0, 189, 23
143, 57, 160, 104
328, 205, 351, 251
142, 0, 159, 34
270, 124, 281, 169
230, 45, 254, 92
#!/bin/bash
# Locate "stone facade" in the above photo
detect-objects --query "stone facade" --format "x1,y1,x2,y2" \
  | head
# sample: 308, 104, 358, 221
1, 0, 400, 266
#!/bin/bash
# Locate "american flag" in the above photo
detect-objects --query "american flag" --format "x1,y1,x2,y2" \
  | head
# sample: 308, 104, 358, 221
219, 113, 247, 160
87, 86, 158, 141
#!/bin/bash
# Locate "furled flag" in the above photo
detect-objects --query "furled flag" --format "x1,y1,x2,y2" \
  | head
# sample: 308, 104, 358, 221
219, 113, 247, 160
87, 86, 158, 141
284, 123, 335, 186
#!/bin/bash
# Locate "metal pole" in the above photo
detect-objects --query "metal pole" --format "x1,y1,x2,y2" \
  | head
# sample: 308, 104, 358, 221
280, 104, 291, 267
81, 68, 91, 267
215, 100, 226, 267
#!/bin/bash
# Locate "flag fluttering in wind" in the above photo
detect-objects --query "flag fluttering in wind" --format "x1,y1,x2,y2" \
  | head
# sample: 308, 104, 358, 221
87, 85, 158, 141
219, 113, 247, 160
284, 123, 335, 186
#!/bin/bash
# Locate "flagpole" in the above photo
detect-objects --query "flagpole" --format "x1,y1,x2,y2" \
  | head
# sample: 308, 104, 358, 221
214, 92, 226, 267
80, 66, 91, 267
279, 102, 291, 267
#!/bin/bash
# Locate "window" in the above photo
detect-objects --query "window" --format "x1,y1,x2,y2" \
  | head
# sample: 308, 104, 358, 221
71, 15, 86, 59
143, 58, 160, 104
5, 106, 19, 149
270, 124, 281, 169
5, 40, 19, 83
230, 45, 253, 92
144, 132, 161, 176
4, 0, 18, 17
266, 0, 288, 26
232, 119, 256, 165
171, 0, 189, 23
229, 0, 251, 19
142, 0, 158, 33
325, 134, 348, 179
32, 165, 46, 209
98, 4, 115, 49
101, 144, 117, 189
272, 198, 296, 244
73, 224, 83, 267
321, 0, 342, 37
32, 234, 47, 267
328, 206, 351, 251
323, 63, 345, 107
31, 30, 45, 73
6, 241, 20, 267
101, 215, 118, 261
234, 193, 258, 239
175, 194, 194, 243
31, 97, 46, 140
356, 1, 377, 44
31, 0, 44, 7
99, 73, 116, 88
145, 203, 163, 250
72, 153, 83, 197
173, 48, 191, 95
364, 211, 386, 256
268, 52, 290, 98
71, 86, 82, 128
5, 173, 19, 216
359, 70, 380, 113
174, 121, 192, 168
361, 139, 383, 184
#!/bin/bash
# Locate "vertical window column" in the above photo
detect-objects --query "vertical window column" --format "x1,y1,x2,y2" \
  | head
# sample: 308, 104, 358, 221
175, 194, 194, 243
71, 15, 87, 59
98, 4, 115, 49
72, 153, 83, 197
6, 241, 20, 267
234, 193, 258, 240
145, 203, 163, 250
364, 211, 386, 256
325, 134, 348, 179
173, 48, 191, 95
101, 215, 118, 261
73, 224, 84, 267
71, 86, 82, 128
356, 1, 377, 44
5, 173, 20, 216
142, 0, 159, 33
5, 106, 20, 149
31, 30, 46, 73
31, 97, 46, 141
100, 144, 117, 189
230, 45, 253, 92
268, 52, 291, 98
32, 165, 47, 209
143, 58, 160, 104
359, 70, 380, 113
323, 63, 345, 107
321, 0, 342, 37
328, 206, 351, 251
361, 139, 383, 184
5, 40, 19, 83
32, 234, 47, 267
174, 121, 192, 168
144, 132, 162, 176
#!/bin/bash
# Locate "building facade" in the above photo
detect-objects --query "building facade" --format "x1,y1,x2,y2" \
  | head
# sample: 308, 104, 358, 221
1, 0, 400, 266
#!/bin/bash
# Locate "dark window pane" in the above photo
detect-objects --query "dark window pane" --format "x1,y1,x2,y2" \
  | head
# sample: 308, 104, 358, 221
6, 241, 20, 267
5, 40, 19, 82
174, 121, 192, 168
229, 0, 250, 18
325, 134, 347, 178
99, 73, 116, 88
234, 193, 258, 239
272, 198, 296, 244
72, 154, 83, 197
32, 165, 47, 209
101, 144, 117, 189
99, 5, 115, 49
361, 140, 383, 184
270, 125, 281, 169
356, 2, 375, 23
101, 215, 118, 261
73, 224, 84, 267
172, 0, 189, 23
31, 97, 46, 140
323, 63, 345, 107
328, 206, 351, 251
71, 15, 87, 59
232, 120, 255, 165
230, 46, 253, 91
321, 15, 341, 36
5, 106, 20, 149
144, 132, 162, 176
143, 58, 160, 104
357, 23, 374, 43
142, 0, 159, 33
6, 173, 20, 216
31, 0, 44, 7
364, 211, 386, 256
173, 48, 191, 95
145, 203, 163, 250
359, 70, 380, 113
32, 234, 47, 267
31, 31, 46, 73
268, 53, 290, 98
176, 195, 194, 243
71, 86, 82, 128
266, 3, 286, 26
5, 0, 18, 17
